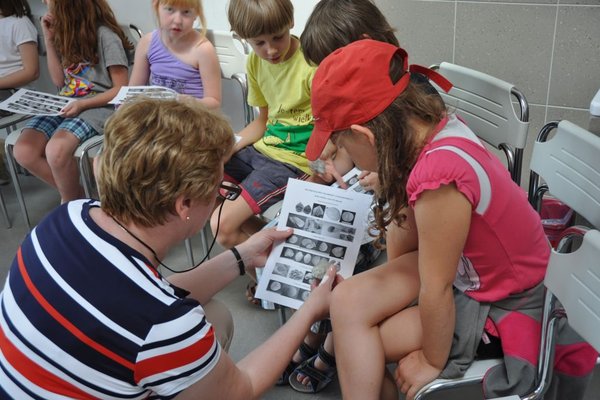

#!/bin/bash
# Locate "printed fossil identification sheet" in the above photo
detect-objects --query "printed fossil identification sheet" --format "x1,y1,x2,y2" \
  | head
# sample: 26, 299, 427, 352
0, 89, 75, 116
255, 178, 372, 309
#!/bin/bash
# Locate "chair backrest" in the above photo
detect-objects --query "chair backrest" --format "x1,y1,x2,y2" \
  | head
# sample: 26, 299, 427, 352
433, 62, 530, 185
545, 229, 600, 352
205, 30, 249, 80
120, 23, 143, 67
524, 120, 600, 399
31, 15, 46, 56
206, 29, 255, 127
528, 120, 600, 230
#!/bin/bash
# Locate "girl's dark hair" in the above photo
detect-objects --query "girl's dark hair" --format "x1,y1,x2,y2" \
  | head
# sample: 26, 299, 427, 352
50, 0, 132, 67
365, 55, 446, 247
301, 0, 398, 65
0, 0, 32, 19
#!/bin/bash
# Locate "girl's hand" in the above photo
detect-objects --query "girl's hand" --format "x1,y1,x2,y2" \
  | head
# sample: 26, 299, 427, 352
60, 100, 86, 118
395, 350, 442, 400
319, 139, 338, 161
236, 228, 294, 271
308, 158, 347, 188
303, 266, 342, 320
358, 170, 379, 193
41, 13, 55, 41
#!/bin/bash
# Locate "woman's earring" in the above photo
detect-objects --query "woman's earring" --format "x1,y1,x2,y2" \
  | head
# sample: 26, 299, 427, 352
186, 216, 190, 221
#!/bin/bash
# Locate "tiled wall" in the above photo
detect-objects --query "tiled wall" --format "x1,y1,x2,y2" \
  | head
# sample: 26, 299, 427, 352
378, 0, 600, 182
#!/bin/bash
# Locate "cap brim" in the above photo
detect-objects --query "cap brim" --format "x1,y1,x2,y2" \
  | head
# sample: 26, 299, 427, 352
306, 125, 332, 161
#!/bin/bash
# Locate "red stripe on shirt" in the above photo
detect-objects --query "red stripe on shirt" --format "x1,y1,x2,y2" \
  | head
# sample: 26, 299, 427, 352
16, 247, 135, 370
0, 325, 96, 399
134, 326, 216, 382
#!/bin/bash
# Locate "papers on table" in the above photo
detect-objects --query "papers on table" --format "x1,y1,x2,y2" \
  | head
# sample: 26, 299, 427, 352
255, 178, 372, 309
0, 89, 75, 116
109, 85, 178, 105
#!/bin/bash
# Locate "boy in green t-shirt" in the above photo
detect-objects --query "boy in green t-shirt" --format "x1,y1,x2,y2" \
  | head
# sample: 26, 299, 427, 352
210, 0, 316, 250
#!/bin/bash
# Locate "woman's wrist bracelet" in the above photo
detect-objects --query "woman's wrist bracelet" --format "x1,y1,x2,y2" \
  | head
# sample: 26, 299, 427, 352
230, 247, 245, 276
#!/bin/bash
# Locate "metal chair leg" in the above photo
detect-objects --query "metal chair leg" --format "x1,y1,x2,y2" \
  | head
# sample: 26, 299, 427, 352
184, 237, 195, 266
277, 306, 287, 325
80, 153, 95, 198
199, 223, 211, 260
4, 140, 30, 229
0, 189, 10, 228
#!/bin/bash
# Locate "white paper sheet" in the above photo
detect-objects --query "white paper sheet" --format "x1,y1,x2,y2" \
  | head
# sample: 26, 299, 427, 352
109, 85, 178, 105
332, 167, 378, 245
0, 89, 75, 116
255, 178, 372, 309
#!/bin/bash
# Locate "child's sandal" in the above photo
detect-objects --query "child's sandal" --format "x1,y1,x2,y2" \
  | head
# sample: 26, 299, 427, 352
289, 343, 336, 393
276, 341, 317, 386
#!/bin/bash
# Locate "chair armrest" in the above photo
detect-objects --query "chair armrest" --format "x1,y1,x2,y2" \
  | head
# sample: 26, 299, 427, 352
414, 358, 503, 400
74, 135, 104, 159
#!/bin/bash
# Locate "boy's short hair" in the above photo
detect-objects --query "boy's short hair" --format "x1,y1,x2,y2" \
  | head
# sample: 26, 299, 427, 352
227, 0, 294, 39
97, 98, 235, 228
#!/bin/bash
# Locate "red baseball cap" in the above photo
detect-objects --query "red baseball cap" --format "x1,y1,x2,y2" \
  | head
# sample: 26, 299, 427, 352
306, 39, 452, 161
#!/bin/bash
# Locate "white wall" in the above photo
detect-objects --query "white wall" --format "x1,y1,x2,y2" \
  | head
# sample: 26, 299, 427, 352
110, 0, 318, 36
30, 0, 319, 36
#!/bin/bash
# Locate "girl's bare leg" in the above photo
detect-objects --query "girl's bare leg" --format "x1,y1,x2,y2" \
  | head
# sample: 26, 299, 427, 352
45, 130, 83, 202
386, 207, 418, 260
13, 129, 56, 187
331, 252, 420, 400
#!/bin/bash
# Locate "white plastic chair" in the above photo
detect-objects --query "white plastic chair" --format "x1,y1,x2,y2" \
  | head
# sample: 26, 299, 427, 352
1, 113, 31, 228
3, 24, 142, 230
415, 120, 600, 400
528, 120, 600, 229
431, 62, 530, 185
206, 29, 255, 126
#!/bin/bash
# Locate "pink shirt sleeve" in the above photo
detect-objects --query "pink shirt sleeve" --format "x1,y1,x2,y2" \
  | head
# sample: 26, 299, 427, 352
407, 147, 481, 209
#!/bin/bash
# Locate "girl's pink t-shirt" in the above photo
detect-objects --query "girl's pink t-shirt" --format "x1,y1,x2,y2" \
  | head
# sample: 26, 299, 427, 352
407, 115, 550, 302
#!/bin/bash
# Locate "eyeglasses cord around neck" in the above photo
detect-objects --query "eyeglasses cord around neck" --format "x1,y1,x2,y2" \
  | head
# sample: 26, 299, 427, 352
110, 200, 225, 274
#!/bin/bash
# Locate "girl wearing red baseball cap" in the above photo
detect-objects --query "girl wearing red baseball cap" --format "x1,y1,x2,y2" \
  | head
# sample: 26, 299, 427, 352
308, 39, 552, 400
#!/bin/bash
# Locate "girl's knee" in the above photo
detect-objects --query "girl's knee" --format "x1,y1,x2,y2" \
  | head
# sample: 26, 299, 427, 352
330, 279, 362, 320
13, 131, 44, 166
13, 143, 34, 167
211, 211, 242, 248
45, 138, 76, 169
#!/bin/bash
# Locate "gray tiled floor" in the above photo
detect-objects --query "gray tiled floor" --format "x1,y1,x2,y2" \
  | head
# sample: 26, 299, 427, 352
1, 176, 598, 400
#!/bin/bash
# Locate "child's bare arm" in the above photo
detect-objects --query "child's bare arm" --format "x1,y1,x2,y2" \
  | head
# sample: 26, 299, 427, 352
61, 65, 128, 117
40, 13, 64, 88
194, 40, 221, 110
233, 107, 268, 152
128, 33, 152, 86
0, 42, 39, 89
